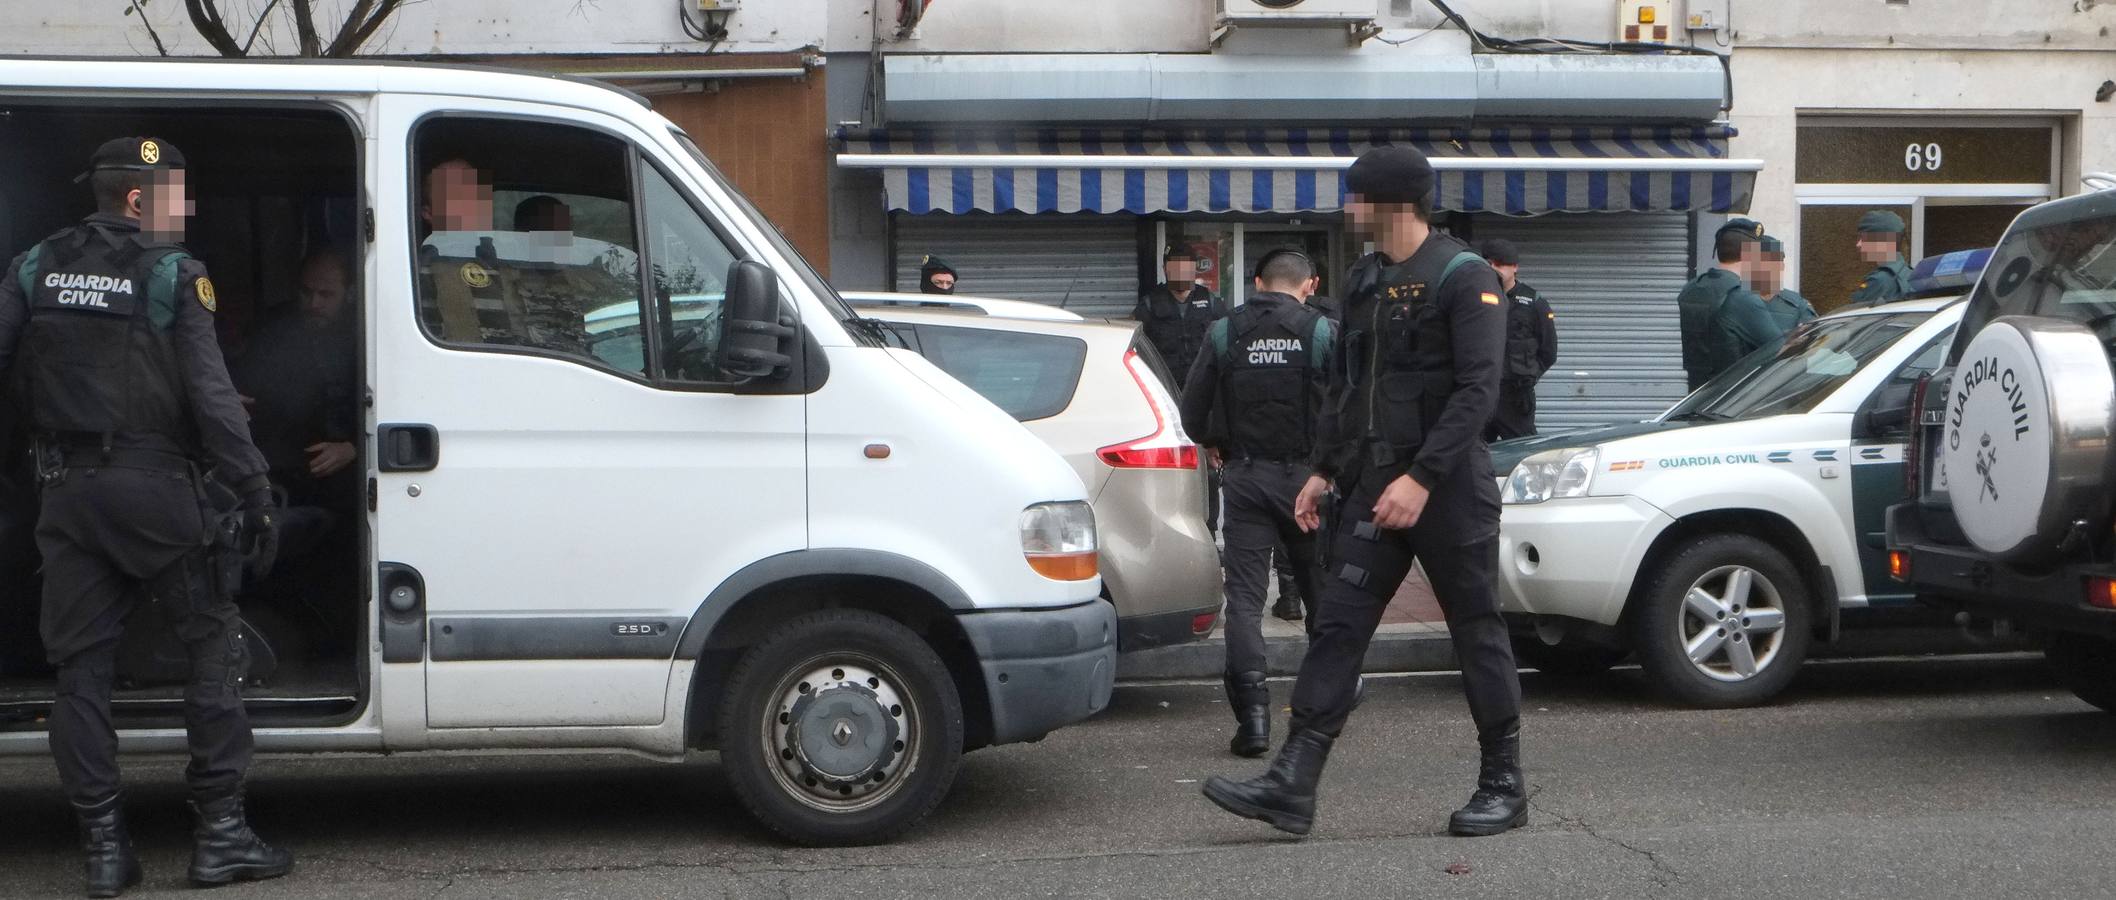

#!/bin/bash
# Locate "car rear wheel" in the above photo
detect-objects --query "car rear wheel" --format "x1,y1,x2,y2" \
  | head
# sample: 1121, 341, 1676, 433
1632, 534, 1813, 709
2046, 633, 2116, 714
718, 609, 964, 846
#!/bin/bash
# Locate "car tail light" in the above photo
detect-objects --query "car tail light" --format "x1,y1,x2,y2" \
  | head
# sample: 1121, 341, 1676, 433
1098, 348, 1200, 470
1192, 611, 1219, 635
1888, 550, 1910, 582
1904, 371, 1932, 496
2088, 577, 2116, 610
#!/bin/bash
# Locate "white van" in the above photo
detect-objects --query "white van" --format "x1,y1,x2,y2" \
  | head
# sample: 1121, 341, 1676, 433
0, 58, 1115, 846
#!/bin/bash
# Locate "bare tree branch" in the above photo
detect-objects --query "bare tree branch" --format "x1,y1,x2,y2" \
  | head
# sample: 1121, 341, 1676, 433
240, 0, 285, 54
127, 0, 173, 56
182, 0, 249, 56
325, 0, 404, 57
290, 0, 322, 56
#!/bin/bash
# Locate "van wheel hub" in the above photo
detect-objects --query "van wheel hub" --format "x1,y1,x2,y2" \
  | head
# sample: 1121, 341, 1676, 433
768, 662, 911, 810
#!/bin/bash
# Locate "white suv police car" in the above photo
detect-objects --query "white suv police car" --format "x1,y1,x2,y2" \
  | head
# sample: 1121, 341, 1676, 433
1494, 257, 1982, 708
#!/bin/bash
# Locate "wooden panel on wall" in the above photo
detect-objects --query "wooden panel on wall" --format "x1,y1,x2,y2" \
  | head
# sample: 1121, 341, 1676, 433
653, 72, 831, 277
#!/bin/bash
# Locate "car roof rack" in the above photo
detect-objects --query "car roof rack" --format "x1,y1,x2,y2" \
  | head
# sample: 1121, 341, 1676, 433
841, 292, 1086, 322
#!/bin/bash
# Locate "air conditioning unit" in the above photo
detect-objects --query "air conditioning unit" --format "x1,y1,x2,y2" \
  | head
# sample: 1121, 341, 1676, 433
1221, 0, 1381, 23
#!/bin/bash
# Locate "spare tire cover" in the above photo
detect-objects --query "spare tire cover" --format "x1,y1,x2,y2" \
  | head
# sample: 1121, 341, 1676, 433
1942, 316, 2115, 561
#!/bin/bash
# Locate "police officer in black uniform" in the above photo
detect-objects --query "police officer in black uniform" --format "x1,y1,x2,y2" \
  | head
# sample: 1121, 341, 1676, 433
1203, 145, 1524, 839
1132, 245, 1225, 391
0, 138, 293, 896
1178, 248, 1337, 758
1476, 239, 1557, 441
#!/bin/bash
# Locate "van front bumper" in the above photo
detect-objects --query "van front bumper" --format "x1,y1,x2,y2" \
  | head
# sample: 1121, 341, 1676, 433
956, 599, 1118, 745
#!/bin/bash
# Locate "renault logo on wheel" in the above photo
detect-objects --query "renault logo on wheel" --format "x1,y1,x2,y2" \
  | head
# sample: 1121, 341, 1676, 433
832, 720, 854, 747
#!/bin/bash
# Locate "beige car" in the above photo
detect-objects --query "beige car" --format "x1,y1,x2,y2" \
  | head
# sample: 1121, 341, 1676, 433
850, 292, 1223, 652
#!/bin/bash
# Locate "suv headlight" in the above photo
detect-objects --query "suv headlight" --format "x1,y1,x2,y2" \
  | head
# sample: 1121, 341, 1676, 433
1021, 501, 1099, 581
1503, 448, 1599, 505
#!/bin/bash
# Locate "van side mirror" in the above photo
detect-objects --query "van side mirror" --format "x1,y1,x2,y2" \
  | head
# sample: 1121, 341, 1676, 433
717, 259, 794, 379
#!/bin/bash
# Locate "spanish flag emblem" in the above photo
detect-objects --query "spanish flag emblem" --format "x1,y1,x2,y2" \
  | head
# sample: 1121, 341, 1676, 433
1480, 292, 1502, 305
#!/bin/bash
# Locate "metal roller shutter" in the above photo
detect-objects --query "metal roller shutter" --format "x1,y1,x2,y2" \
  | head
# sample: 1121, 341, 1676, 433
1474, 213, 1695, 432
893, 214, 1141, 319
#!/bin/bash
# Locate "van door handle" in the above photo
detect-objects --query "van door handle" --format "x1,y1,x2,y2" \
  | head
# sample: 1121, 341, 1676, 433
377, 423, 440, 472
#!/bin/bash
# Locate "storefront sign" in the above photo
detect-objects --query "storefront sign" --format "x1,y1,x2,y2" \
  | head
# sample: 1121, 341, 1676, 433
1796, 126, 2052, 185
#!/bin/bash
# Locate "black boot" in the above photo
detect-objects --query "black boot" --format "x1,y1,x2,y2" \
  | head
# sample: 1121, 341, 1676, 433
1271, 576, 1304, 622
75, 795, 141, 898
1224, 671, 1270, 758
1201, 728, 1333, 836
187, 792, 293, 886
1448, 729, 1528, 837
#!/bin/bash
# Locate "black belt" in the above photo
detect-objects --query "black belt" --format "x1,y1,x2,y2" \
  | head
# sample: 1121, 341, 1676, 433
42, 440, 193, 475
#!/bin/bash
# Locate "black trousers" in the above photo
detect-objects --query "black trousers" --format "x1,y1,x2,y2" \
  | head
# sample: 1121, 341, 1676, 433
1486, 381, 1538, 442
1289, 475, 1521, 743
1219, 461, 1320, 676
36, 466, 252, 807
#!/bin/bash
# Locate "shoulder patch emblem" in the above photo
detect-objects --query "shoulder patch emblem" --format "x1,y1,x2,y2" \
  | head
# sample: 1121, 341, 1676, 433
1480, 292, 1502, 306
460, 262, 492, 289
194, 276, 217, 312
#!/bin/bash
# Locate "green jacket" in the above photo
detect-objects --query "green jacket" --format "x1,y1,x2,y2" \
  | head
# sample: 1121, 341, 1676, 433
1849, 258, 1913, 308
1765, 289, 1817, 332
1678, 267, 1765, 389
1703, 287, 1781, 380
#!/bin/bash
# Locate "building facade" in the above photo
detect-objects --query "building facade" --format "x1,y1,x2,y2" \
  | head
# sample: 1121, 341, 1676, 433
1728, 0, 2116, 312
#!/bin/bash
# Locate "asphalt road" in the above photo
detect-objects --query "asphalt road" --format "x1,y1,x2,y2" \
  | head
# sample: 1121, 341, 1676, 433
2, 653, 2111, 899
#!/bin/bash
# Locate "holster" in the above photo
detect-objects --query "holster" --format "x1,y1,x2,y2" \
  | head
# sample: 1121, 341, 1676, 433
30, 439, 65, 487
1314, 486, 1341, 573
195, 471, 246, 597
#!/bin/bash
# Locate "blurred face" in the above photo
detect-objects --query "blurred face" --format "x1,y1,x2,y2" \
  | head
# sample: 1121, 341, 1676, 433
1345, 197, 1423, 245
299, 256, 350, 325
1489, 261, 1519, 291
425, 160, 494, 233
1856, 233, 1899, 263
1164, 258, 1198, 286
136, 170, 193, 241
1753, 253, 1786, 294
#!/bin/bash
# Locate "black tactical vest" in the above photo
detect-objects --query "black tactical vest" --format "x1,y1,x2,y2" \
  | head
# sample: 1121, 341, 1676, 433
1502, 285, 1542, 380
1216, 297, 1324, 461
1141, 284, 1217, 379
11, 222, 188, 445
1343, 236, 1488, 463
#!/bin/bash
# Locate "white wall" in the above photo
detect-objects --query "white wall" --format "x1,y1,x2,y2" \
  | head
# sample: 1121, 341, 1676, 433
6, 0, 829, 57
1733, 0, 2116, 49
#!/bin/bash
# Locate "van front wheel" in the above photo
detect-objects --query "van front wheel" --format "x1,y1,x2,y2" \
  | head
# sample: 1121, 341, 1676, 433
718, 609, 965, 846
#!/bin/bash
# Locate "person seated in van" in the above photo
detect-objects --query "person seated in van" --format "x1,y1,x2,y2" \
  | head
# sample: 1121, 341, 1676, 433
416, 157, 511, 344
229, 247, 361, 648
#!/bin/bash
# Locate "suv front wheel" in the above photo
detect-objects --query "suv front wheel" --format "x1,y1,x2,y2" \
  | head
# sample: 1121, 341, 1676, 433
1632, 534, 1813, 708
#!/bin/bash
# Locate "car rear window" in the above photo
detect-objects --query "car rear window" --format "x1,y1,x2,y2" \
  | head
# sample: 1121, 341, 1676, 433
913, 324, 1088, 421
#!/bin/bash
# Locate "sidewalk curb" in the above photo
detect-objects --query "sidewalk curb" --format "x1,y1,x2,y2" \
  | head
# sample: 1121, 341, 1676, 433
1118, 631, 1455, 681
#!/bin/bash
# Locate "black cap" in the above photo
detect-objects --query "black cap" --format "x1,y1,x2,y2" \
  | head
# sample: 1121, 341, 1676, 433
1344, 145, 1435, 205
1715, 217, 1765, 242
75, 136, 185, 184
1476, 238, 1521, 266
1163, 244, 1196, 262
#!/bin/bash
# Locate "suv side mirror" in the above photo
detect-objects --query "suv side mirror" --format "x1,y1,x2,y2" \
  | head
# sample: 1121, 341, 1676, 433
1858, 381, 1915, 438
717, 259, 794, 379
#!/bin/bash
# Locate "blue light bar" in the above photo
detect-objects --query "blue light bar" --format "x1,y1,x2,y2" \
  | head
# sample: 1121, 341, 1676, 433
1907, 247, 1993, 295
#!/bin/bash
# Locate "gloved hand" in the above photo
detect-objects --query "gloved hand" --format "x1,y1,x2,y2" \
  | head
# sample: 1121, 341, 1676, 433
239, 487, 281, 579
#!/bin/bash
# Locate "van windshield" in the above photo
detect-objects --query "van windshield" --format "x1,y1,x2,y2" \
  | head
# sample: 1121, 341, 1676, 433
1955, 199, 2116, 356
1664, 311, 1930, 422
668, 129, 879, 345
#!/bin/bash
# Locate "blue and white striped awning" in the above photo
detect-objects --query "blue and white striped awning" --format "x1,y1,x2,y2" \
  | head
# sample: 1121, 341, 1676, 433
836, 126, 1758, 217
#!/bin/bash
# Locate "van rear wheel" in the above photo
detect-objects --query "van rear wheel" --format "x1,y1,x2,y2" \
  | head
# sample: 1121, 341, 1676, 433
718, 609, 965, 846
2046, 633, 2116, 714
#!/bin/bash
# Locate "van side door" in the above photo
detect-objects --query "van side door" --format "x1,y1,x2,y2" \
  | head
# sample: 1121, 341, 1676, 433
371, 95, 808, 730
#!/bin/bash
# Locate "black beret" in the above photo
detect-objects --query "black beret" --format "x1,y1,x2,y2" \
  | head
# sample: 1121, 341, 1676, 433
1715, 217, 1765, 242
919, 255, 955, 276
1858, 210, 1906, 234
1344, 145, 1435, 205
76, 136, 185, 184
1476, 238, 1521, 266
